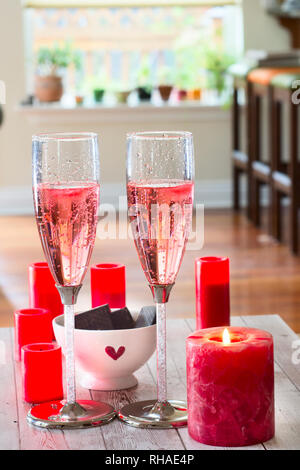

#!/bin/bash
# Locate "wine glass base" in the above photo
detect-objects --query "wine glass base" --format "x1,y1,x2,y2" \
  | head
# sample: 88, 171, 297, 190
118, 399, 187, 429
27, 400, 116, 429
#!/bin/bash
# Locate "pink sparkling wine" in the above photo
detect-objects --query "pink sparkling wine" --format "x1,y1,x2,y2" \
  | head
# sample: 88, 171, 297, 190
34, 182, 100, 287
127, 179, 194, 286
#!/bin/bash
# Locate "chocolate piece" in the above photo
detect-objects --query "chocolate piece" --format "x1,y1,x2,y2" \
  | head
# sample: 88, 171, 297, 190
135, 306, 156, 329
75, 304, 113, 330
111, 307, 134, 330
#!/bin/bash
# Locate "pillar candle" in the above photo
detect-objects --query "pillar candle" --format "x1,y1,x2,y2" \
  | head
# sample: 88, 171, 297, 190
14, 308, 53, 361
21, 343, 63, 403
91, 263, 126, 309
186, 326, 275, 447
28, 262, 63, 339
195, 257, 230, 329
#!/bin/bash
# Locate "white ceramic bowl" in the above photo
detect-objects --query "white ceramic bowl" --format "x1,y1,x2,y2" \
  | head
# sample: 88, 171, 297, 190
53, 312, 156, 391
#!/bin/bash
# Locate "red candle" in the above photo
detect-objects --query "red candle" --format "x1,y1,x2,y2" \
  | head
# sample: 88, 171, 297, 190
28, 262, 63, 338
21, 343, 63, 403
195, 257, 230, 329
91, 263, 126, 309
186, 327, 275, 447
14, 308, 53, 362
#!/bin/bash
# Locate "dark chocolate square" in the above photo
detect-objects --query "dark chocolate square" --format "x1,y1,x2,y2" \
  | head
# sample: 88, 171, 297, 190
75, 304, 113, 330
135, 306, 156, 328
111, 307, 134, 330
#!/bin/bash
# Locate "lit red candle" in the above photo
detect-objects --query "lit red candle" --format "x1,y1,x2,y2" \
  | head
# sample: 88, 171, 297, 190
28, 262, 63, 338
186, 326, 275, 447
91, 263, 126, 309
21, 343, 63, 403
14, 308, 53, 362
195, 257, 230, 329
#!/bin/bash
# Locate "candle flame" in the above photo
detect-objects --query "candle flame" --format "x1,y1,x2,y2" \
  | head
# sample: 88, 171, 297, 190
223, 328, 231, 345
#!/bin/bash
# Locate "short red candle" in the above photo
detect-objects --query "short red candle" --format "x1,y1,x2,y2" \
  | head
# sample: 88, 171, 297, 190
186, 327, 275, 447
195, 257, 230, 329
91, 263, 126, 309
28, 262, 63, 339
21, 343, 63, 403
14, 308, 53, 362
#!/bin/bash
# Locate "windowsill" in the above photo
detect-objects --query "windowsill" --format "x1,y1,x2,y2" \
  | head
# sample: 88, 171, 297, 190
16, 98, 230, 124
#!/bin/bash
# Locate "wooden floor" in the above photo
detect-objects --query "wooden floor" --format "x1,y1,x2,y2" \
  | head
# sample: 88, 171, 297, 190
1, 210, 300, 331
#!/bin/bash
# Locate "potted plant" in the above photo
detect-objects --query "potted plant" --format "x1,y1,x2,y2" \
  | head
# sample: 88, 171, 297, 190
174, 29, 204, 101
110, 81, 132, 104
157, 66, 174, 102
174, 68, 191, 101
84, 75, 107, 104
35, 42, 81, 103
187, 72, 206, 101
93, 88, 105, 103
203, 45, 235, 97
136, 57, 153, 102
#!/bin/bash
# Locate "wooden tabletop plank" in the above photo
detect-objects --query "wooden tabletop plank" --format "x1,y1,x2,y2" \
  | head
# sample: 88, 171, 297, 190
59, 377, 107, 450
0, 328, 19, 450
91, 362, 185, 450
13, 356, 68, 450
242, 315, 300, 390
240, 315, 300, 450
14, 346, 107, 450
185, 316, 248, 332
4, 315, 300, 450
265, 363, 300, 450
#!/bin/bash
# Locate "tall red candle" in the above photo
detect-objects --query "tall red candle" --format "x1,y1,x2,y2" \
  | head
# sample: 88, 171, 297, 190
28, 262, 63, 338
195, 257, 230, 329
14, 308, 53, 362
91, 263, 126, 309
22, 343, 63, 403
186, 327, 275, 447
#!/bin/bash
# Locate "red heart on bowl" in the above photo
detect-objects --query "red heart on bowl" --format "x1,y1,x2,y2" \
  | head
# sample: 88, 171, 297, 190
105, 346, 125, 361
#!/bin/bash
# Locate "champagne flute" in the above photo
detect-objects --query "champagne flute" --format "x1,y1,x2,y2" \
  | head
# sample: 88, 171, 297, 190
119, 131, 194, 428
28, 133, 116, 429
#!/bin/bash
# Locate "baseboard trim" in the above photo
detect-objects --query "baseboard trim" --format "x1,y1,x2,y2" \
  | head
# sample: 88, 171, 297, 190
0, 180, 250, 215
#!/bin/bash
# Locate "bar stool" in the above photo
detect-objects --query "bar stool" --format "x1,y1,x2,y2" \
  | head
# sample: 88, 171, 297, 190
230, 63, 253, 218
247, 67, 300, 229
270, 72, 300, 254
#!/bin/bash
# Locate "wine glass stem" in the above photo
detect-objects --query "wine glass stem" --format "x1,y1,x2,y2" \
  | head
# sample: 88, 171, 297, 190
64, 303, 76, 404
156, 302, 167, 403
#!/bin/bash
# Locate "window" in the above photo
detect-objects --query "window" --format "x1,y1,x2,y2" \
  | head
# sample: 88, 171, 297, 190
24, 2, 243, 101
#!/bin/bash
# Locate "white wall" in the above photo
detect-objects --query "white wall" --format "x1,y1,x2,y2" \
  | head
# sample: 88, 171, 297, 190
0, 0, 293, 213
243, 0, 290, 51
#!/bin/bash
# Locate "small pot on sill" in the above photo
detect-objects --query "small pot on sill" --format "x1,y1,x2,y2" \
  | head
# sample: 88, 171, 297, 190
177, 89, 188, 101
93, 88, 105, 103
35, 75, 63, 103
136, 87, 152, 102
187, 88, 202, 101
158, 84, 173, 102
115, 90, 131, 104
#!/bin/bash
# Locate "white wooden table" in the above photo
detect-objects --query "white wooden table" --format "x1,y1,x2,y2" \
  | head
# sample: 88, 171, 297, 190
1, 315, 300, 450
